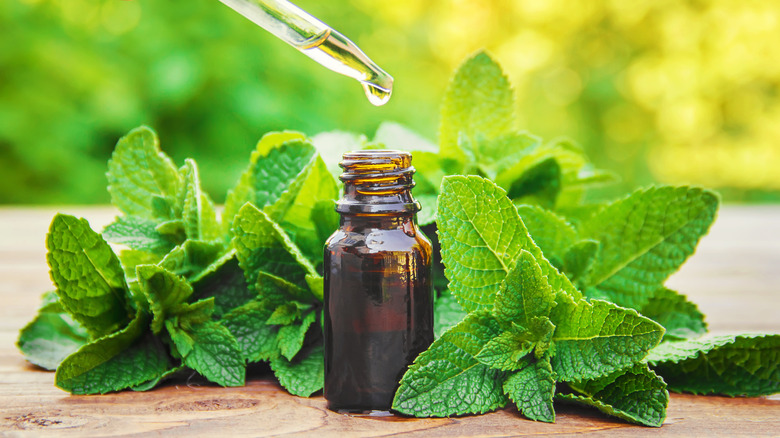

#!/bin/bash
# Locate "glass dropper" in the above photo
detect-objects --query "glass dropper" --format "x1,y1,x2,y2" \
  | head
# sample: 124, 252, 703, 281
218, 0, 393, 106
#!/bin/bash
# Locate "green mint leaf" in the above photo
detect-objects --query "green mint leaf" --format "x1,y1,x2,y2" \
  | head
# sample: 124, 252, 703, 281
374, 121, 438, 153
181, 158, 221, 242
311, 130, 369, 180
47, 214, 131, 338
550, 292, 665, 381
223, 136, 317, 236
505, 157, 561, 208
311, 199, 340, 249
515, 205, 577, 270
270, 344, 324, 397
103, 216, 177, 255
136, 265, 193, 334
579, 186, 719, 309
437, 175, 579, 313
464, 132, 541, 180
233, 203, 321, 299
157, 240, 224, 280
647, 334, 780, 396
107, 126, 183, 219
439, 51, 515, 160
191, 256, 253, 319
57, 332, 173, 395
560, 363, 668, 427
277, 310, 317, 361
533, 138, 617, 208
639, 288, 707, 340
223, 131, 307, 234
503, 358, 556, 423
266, 302, 301, 325
175, 298, 217, 327
167, 320, 245, 387
131, 365, 185, 392
434, 289, 467, 338
392, 310, 508, 416
493, 250, 555, 327
54, 310, 169, 394
280, 155, 339, 261
221, 300, 279, 362
562, 239, 599, 283
411, 152, 463, 226
17, 292, 88, 370
475, 331, 533, 371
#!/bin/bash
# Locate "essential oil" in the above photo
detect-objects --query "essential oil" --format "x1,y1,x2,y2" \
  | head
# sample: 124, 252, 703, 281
323, 150, 433, 412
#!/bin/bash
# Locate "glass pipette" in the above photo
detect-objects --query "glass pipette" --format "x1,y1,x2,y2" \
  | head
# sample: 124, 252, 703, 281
218, 0, 393, 106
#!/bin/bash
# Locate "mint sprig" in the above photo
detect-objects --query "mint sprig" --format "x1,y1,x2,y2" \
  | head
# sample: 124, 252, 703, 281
17, 50, 779, 428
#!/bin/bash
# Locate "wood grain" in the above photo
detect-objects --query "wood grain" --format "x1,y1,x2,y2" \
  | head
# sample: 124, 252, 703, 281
1, 206, 778, 437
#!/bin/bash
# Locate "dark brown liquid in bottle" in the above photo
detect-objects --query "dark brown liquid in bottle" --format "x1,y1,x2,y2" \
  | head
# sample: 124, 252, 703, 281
323, 151, 433, 413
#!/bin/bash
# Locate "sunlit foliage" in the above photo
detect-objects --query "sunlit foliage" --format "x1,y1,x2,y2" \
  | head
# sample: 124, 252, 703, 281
2, 0, 779, 203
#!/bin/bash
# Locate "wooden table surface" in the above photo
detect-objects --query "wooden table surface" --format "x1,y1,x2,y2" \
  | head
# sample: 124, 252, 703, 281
1, 206, 778, 437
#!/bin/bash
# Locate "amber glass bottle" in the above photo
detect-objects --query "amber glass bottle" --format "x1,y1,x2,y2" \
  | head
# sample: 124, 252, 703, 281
323, 150, 433, 413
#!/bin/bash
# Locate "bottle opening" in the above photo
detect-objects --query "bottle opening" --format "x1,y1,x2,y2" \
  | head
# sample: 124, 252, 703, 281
336, 150, 420, 214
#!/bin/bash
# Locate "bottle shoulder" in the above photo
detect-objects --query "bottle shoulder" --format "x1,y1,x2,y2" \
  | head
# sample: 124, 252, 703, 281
326, 225, 431, 255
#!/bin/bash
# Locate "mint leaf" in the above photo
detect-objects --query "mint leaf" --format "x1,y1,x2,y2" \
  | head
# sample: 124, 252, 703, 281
55, 311, 169, 394
493, 250, 555, 327
107, 126, 183, 219
167, 319, 245, 387
549, 292, 665, 381
560, 363, 668, 427
392, 311, 507, 416
505, 157, 561, 208
562, 239, 599, 283
515, 205, 577, 270
648, 334, 780, 396
439, 51, 515, 160
136, 265, 193, 334
639, 287, 707, 340
223, 137, 317, 236
311, 199, 340, 249
47, 214, 132, 338
57, 332, 172, 395
579, 186, 719, 309
270, 345, 324, 397
103, 216, 177, 254
280, 155, 339, 261
437, 175, 579, 313
533, 138, 617, 208
503, 358, 556, 423
157, 240, 224, 280
131, 365, 185, 392
233, 203, 321, 299
223, 131, 308, 234
434, 289, 467, 338
463, 132, 541, 179
475, 331, 533, 371
277, 310, 316, 361
221, 300, 279, 362
409, 152, 462, 226
181, 158, 220, 242
17, 293, 88, 370
191, 256, 253, 319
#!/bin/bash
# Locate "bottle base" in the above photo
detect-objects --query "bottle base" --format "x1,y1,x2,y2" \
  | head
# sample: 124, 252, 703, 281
331, 408, 395, 417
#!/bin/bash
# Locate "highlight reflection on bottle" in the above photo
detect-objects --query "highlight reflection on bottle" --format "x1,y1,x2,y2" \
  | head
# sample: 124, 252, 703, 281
323, 150, 433, 412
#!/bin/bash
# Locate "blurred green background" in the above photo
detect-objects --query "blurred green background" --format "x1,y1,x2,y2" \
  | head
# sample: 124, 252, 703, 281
2, 0, 780, 204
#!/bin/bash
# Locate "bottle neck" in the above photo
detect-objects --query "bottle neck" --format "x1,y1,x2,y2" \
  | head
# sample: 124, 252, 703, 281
339, 213, 416, 232
336, 150, 420, 215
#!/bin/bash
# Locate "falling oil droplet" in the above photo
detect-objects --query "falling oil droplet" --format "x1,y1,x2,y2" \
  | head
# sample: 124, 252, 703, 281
298, 29, 394, 106
362, 82, 392, 106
